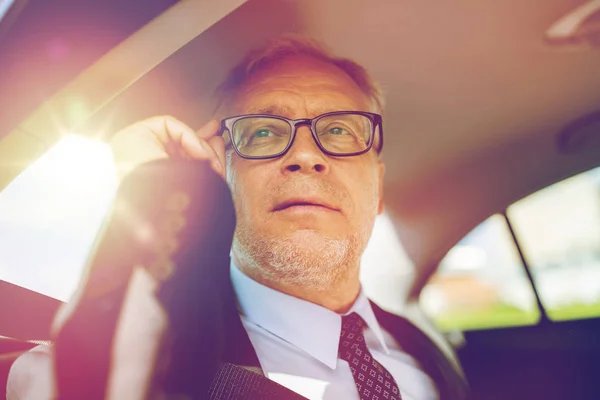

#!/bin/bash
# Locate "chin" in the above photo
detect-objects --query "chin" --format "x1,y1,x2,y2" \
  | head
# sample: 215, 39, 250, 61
235, 229, 351, 289
234, 217, 372, 288
288, 227, 334, 241
287, 225, 348, 241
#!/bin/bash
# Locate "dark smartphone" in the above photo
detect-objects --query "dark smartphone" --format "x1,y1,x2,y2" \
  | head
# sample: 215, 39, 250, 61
52, 159, 236, 399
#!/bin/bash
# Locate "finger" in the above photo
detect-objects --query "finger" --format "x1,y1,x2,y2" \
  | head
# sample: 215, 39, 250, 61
179, 128, 221, 167
165, 119, 187, 159
195, 138, 224, 176
207, 136, 226, 178
138, 116, 217, 161
134, 117, 182, 159
196, 119, 220, 140
179, 131, 210, 160
193, 119, 223, 173
138, 116, 194, 145
162, 117, 211, 159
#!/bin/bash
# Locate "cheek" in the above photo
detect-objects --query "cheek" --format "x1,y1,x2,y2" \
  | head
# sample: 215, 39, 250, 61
228, 164, 268, 221
351, 168, 380, 217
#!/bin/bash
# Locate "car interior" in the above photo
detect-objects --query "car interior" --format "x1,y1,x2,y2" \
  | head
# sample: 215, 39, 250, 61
1, 1, 599, 399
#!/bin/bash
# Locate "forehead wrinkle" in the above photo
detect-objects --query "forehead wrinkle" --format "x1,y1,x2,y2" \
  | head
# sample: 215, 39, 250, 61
241, 88, 365, 119
245, 104, 295, 116
304, 99, 363, 116
238, 88, 310, 118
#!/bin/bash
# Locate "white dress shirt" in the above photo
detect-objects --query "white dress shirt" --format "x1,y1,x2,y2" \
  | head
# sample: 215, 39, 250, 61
230, 262, 439, 400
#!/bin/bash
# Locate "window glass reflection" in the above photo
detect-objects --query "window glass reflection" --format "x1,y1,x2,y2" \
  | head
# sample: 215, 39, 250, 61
508, 166, 600, 321
420, 215, 540, 331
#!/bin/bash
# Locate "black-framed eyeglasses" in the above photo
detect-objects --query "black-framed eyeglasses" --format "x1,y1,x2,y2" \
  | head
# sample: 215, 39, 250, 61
219, 111, 383, 160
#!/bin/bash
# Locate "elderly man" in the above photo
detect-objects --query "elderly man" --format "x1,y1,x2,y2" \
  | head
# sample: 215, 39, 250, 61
7, 36, 468, 399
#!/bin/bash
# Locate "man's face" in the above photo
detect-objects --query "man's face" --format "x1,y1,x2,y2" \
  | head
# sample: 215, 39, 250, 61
227, 55, 384, 288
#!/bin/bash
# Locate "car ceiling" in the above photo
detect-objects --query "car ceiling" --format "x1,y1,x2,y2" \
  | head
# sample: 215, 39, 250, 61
2, 0, 600, 290
0, 0, 179, 138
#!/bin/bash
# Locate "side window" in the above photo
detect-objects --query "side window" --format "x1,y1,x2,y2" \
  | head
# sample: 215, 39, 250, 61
0, 135, 117, 302
507, 166, 600, 321
419, 214, 540, 331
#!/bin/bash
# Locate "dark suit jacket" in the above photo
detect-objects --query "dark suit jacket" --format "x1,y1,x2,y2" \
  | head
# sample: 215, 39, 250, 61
190, 263, 470, 400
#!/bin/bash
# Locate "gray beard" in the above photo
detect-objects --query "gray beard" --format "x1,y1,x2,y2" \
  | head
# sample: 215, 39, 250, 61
232, 228, 366, 291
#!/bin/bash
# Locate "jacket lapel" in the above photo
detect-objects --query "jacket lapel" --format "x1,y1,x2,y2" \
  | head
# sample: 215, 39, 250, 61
371, 302, 469, 400
220, 262, 262, 370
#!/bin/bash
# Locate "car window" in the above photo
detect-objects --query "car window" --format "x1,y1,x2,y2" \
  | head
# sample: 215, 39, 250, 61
0, 135, 117, 302
507, 166, 600, 321
420, 166, 600, 331
419, 214, 541, 331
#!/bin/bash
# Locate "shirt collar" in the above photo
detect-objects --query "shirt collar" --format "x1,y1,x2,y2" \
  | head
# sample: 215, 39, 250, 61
230, 260, 390, 369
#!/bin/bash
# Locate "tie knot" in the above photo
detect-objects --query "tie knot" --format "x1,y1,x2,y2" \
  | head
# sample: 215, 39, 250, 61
342, 312, 367, 332
339, 312, 367, 354
338, 313, 403, 399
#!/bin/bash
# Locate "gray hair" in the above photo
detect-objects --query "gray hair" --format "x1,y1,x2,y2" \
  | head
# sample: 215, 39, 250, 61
212, 34, 385, 118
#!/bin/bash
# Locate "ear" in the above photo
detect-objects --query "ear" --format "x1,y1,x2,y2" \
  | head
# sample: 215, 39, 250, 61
377, 160, 385, 215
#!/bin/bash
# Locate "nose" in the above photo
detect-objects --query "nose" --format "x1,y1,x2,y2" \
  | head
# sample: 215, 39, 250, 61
280, 125, 330, 175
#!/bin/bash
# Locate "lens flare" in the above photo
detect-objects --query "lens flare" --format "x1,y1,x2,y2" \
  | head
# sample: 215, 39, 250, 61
0, 135, 118, 301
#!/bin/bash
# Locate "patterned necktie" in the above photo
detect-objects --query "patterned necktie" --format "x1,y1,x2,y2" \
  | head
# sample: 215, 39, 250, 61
338, 312, 403, 400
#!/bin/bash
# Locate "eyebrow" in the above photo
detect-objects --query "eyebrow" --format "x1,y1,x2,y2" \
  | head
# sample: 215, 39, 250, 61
245, 104, 358, 118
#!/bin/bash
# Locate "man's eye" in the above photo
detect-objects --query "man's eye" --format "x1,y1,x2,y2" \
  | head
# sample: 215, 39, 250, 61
253, 129, 273, 138
328, 127, 348, 135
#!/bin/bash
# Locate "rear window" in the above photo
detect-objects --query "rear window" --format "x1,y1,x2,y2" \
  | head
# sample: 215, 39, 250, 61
419, 215, 540, 331
420, 166, 600, 331
508, 166, 600, 322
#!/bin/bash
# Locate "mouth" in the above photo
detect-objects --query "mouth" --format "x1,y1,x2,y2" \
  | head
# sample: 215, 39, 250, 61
272, 198, 340, 213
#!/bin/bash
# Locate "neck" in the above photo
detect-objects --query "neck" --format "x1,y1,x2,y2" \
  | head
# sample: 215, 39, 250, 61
233, 254, 361, 314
